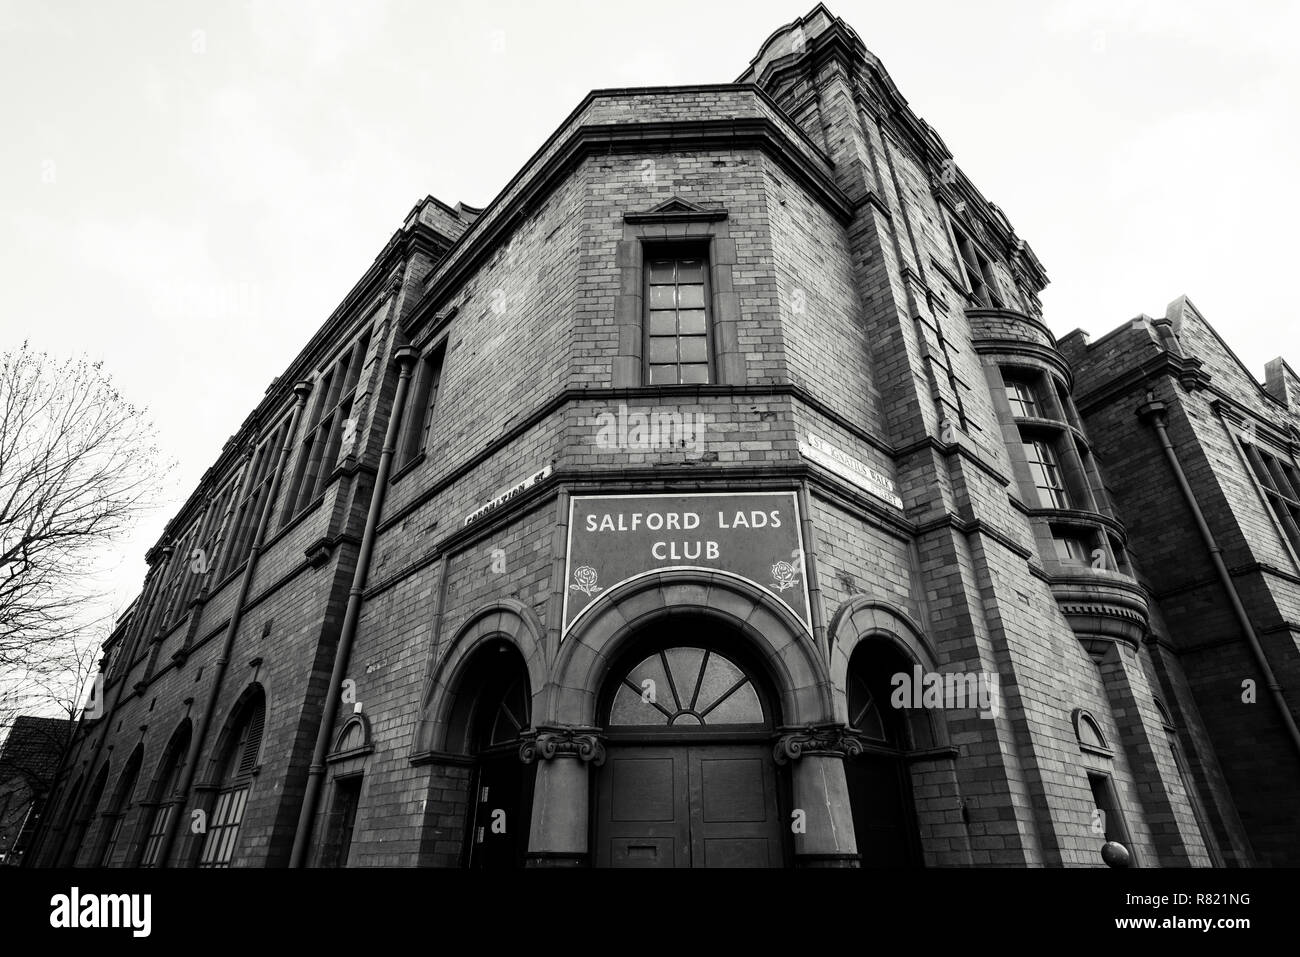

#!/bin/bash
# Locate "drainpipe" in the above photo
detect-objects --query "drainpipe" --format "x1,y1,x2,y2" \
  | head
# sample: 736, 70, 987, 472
155, 381, 312, 867
1138, 397, 1300, 760
289, 347, 418, 867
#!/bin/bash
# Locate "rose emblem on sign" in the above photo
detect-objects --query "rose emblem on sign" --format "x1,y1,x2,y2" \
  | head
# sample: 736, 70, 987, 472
770, 560, 799, 592
570, 565, 602, 597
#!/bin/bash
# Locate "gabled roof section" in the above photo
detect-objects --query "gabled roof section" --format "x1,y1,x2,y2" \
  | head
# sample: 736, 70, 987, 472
1166, 295, 1295, 413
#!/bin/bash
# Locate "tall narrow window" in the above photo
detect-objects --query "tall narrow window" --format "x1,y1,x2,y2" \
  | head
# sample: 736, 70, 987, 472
399, 345, 445, 467
1087, 772, 1138, 865
219, 419, 289, 579
62, 763, 108, 866
97, 746, 143, 866
197, 693, 265, 868
645, 251, 711, 385
177, 475, 240, 608
320, 775, 363, 868
139, 722, 191, 868
1023, 436, 1071, 509
286, 330, 372, 517
953, 229, 1004, 309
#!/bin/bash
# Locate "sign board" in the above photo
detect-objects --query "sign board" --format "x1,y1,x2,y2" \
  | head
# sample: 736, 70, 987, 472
464, 465, 552, 526
798, 433, 903, 509
563, 491, 810, 636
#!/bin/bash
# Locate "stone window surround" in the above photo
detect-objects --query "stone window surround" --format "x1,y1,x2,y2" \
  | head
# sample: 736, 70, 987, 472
612, 201, 742, 389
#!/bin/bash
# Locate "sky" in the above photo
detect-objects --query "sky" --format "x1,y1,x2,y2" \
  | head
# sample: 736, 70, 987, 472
2, 0, 1298, 627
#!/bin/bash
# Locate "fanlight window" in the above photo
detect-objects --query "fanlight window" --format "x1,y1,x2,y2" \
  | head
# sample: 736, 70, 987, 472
847, 666, 905, 746
609, 647, 763, 727
482, 677, 528, 748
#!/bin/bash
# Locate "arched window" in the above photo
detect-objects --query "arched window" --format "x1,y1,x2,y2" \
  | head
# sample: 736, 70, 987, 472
197, 690, 265, 868
1073, 709, 1109, 754
64, 762, 109, 866
48, 774, 84, 866
97, 745, 143, 866
608, 647, 765, 727
138, 720, 192, 867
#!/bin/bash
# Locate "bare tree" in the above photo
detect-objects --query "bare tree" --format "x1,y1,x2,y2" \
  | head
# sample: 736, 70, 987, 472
0, 342, 168, 671
0, 631, 100, 747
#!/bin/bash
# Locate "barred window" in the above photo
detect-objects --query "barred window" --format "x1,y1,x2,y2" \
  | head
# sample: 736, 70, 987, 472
645, 251, 711, 386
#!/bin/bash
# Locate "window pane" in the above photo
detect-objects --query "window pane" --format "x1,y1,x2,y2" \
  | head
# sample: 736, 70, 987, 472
677, 309, 706, 335
696, 654, 746, 712
648, 338, 677, 363
649, 285, 676, 308
676, 260, 704, 283
648, 312, 676, 336
679, 337, 708, 363
611, 683, 667, 725
663, 647, 707, 709
1054, 535, 1091, 564
679, 364, 710, 384
648, 261, 676, 284
677, 284, 705, 308
649, 364, 679, 385
704, 682, 762, 724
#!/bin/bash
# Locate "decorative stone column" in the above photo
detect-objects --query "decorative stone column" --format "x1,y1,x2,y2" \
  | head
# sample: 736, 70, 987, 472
520, 726, 605, 868
773, 724, 861, 868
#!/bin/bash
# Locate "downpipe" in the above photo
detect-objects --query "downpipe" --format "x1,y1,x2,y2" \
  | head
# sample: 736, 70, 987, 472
288, 347, 417, 867
1138, 398, 1300, 761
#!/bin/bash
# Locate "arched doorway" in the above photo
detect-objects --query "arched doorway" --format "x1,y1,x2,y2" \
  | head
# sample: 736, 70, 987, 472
844, 639, 926, 867
444, 641, 533, 868
593, 619, 786, 868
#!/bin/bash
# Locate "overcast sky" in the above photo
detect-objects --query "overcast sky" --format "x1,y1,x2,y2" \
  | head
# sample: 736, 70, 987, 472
2, 0, 1297, 623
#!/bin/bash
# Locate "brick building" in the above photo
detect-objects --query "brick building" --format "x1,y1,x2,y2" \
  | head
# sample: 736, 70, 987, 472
26, 4, 1295, 868
0, 716, 71, 866
1062, 301, 1300, 867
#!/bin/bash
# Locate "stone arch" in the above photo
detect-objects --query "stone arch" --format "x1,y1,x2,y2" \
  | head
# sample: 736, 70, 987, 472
413, 599, 547, 755
828, 596, 949, 747
547, 569, 831, 728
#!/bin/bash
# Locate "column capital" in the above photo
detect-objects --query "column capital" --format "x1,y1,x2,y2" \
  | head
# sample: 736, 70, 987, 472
772, 724, 865, 764
519, 726, 606, 766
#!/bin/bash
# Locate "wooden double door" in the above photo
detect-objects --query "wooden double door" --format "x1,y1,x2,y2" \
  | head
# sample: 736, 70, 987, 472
595, 743, 784, 868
